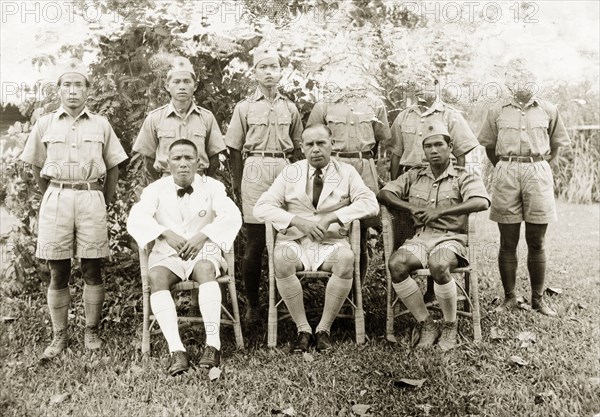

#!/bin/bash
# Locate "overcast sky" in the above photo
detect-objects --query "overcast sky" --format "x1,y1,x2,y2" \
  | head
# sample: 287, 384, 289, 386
1, 0, 599, 104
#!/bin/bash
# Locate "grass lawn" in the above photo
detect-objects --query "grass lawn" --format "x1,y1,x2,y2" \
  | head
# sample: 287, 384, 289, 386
1, 201, 599, 417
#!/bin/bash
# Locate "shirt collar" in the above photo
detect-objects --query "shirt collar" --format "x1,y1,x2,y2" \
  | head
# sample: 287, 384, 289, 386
308, 160, 332, 178
408, 100, 445, 117
248, 86, 283, 102
166, 101, 201, 118
56, 106, 91, 119
419, 161, 457, 181
502, 96, 541, 109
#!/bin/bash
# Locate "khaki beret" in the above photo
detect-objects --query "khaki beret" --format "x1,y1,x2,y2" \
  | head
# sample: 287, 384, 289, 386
58, 58, 89, 83
253, 45, 280, 67
167, 56, 196, 79
423, 121, 451, 142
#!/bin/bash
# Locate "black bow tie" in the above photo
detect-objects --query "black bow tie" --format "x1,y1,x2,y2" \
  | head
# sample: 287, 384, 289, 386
176, 185, 193, 197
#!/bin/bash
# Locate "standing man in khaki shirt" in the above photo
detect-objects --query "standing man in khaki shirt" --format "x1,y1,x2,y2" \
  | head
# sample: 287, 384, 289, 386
133, 57, 227, 182
478, 59, 570, 316
20, 59, 128, 359
225, 45, 303, 322
307, 84, 391, 280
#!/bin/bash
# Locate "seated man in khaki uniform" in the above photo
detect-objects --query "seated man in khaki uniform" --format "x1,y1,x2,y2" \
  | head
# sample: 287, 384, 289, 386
254, 125, 378, 352
20, 59, 128, 359
378, 123, 489, 351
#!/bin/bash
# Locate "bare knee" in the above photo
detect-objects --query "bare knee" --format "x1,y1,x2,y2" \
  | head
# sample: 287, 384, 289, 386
330, 247, 355, 278
148, 269, 171, 293
81, 258, 103, 285
388, 252, 411, 284
48, 259, 71, 289
273, 246, 298, 278
191, 261, 217, 285
428, 258, 451, 284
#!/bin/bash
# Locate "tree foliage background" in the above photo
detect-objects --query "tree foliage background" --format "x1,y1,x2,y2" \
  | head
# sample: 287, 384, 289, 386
1, 0, 598, 302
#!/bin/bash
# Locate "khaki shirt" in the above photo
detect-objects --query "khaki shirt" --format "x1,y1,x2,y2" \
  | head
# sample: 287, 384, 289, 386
307, 94, 391, 152
133, 102, 226, 173
381, 163, 490, 232
225, 88, 303, 153
478, 97, 570, 156
20, 106, 128, 181
389, 102, 479, 167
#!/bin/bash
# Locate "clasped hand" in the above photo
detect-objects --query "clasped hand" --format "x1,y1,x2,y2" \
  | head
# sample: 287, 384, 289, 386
293, 214, 338, 242
163, 230, 207, 261
411, 207, 445, 224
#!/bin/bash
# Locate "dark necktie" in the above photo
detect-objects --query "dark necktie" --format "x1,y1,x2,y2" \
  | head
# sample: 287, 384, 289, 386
177, 185, 193, 198
312, 168, 323, 208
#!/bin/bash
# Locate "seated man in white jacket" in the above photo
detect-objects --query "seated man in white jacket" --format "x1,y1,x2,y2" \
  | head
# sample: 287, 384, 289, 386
127, 139, 241, 375
254, 124, 379, 353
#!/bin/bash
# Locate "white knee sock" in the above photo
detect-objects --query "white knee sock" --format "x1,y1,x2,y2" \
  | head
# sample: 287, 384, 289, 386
276, 273, 311, 334
393, 278, 429, 322
150, 290, 185, 353
434, 279, 457, 322
198, 281, 222, 350
316, 274, 352, 334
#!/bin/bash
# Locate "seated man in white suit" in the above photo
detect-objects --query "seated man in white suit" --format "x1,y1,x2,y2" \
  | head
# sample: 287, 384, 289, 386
127, 139, 241, 375
254, 124, 379, 353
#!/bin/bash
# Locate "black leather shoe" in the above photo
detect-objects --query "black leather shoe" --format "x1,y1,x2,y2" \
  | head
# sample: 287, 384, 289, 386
198, 345, 221, 368
315, 331, 332, 352
167, 351, 189, 376
292, 332, 313, 353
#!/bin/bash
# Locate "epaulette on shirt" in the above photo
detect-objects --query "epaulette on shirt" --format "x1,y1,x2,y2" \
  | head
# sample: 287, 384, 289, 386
148, 103, 170, 115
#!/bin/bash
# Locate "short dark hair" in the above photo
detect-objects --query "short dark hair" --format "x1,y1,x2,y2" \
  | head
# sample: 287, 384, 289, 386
422, 134, 452, 147
169, 139, 198, 153
302, 124, 332, 141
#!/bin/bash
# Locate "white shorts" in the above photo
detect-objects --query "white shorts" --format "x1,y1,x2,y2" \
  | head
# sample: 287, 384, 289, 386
148, 242, 225, 280
276, 237, 349, 272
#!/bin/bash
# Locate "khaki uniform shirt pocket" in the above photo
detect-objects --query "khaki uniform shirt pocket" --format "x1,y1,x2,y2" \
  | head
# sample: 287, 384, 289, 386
41, 134, 66, 162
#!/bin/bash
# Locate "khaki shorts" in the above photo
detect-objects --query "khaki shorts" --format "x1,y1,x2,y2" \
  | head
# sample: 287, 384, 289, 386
400, 229, 468, 268
490, 160, 556, 224
242, 156, 289, 224
36, 188, 109, 260
276, 237, 350, 272
148, 242, 225, 281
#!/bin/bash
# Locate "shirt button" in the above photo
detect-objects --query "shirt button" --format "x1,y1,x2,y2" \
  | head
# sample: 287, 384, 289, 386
350, 108, 354, 111
421, 119, 424, 122
182, 122, 186, 126
270, 107, 274, 111
430, 199, 435, 203
521, 112, 526, 116
433, 184, 438, 188
350, 121, 354, 125
71, 143, 76, 148
71, 126, 76, 131
522, 126, 526, 130
271, 121, 275, 125
418, 132, 422, 136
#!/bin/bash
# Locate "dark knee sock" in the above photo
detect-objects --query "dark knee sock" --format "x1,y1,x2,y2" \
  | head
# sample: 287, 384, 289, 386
528, 249, 546, 301
498, 249, 518, 299
243, 224, 265, 307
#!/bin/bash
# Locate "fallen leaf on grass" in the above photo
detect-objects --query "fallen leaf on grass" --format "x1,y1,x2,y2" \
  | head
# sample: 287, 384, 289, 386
271, 406, 295, 416
6, 361, 22, 367
394, 378, 426, 388
510, 355, 529, 366
50, 393, 70, 404
130, 364, 144, 376
351, 404, 371, 416
359, 390, 367, 396
1, 316, 17, 323
589, 377, 600, 386
490, 327, 504, 340
534, 390, 556, 404
303, 352, 314, 363
208, 367, 222, 381
517, 331, 537, 342
545, 287, 563, 296
415, 404, 433, 416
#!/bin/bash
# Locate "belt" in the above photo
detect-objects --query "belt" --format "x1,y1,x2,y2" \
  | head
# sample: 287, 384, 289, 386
246, 151, 288, 158
499, 156, 545, 162
332, 151, 373, 159
50, 181, 103, 191
415, 225, 454, 234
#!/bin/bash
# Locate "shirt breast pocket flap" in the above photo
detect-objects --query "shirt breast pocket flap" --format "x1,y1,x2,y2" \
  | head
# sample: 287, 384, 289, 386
157, 130, 176, 139
42, 134, 66, 144
530, 117, 549, 129
401, 125, 417, 134
277, 114, 292, 125
325, 114, 346, 124
247, 116, 269, 126
83, 133, 104, 158
408, 188, 428, 205
357, 112, 376, 123
498, 117, 519, 130
192, 128, 206, 139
